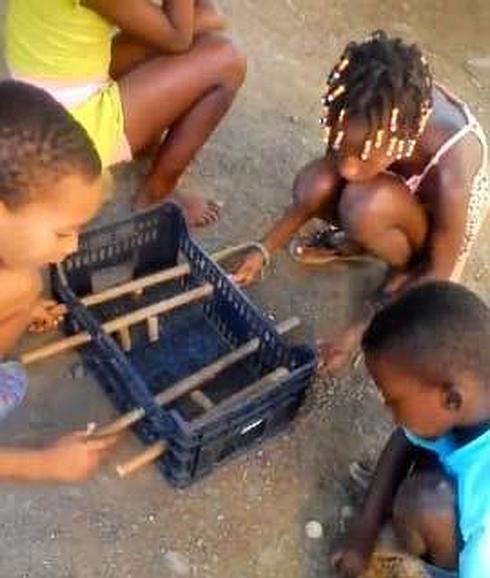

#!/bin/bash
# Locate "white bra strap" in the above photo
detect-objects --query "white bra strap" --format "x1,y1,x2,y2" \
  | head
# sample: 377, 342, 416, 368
415, 124, 472, 187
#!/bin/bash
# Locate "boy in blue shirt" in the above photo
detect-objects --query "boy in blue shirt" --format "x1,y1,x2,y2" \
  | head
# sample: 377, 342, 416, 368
331, 281, 490, 578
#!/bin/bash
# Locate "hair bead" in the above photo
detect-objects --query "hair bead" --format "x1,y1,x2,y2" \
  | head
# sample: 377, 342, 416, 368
333, 130, 344, 150
361, 139, 373, 161
387, 136, 398, 157
390, 108, 399, 133
327, 85, 346, 103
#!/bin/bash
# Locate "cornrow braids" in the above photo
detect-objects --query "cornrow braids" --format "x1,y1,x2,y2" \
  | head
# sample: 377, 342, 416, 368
319, 31, 433, 161
0, 80, 101, 208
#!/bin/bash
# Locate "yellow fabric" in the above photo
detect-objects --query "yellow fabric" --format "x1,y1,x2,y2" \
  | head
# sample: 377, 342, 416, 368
5, 0, 112, 81
69, 82, 126, 167
5, 0, 126, 167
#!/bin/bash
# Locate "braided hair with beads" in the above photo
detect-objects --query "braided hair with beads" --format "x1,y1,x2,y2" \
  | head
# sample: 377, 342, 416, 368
320, 31, 433, 161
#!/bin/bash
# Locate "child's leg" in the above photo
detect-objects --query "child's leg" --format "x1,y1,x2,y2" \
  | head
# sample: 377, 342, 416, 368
290, 172, 427, 269
114, 32, 246, 224
314, 173, 428, 373
0, 269, 42, 358
392, 465, 458, 571
338, 173, 428, 268
110, 33, 158, 80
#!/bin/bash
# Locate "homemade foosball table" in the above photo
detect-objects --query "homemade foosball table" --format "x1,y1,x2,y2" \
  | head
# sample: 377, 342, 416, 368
21, 204, 315, 487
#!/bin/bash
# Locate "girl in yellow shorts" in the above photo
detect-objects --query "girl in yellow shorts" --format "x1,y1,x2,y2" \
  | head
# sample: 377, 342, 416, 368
6, 0, 246, 226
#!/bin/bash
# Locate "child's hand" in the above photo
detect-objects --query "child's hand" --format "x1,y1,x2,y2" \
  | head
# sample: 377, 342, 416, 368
232, 251, 265, 285
330, 526, 374, 578
29, 299, 66, 333
42, 430, 120, 482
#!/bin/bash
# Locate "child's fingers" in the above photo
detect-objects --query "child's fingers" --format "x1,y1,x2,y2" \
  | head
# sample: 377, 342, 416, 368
85, 434, 121, 451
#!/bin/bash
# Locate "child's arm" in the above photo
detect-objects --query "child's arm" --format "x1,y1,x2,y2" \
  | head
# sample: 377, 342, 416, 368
0, 269, 42, 356
82, 0, 196, 53
331, 428, 416, 577
234, 158, 342, 284
0, 431, 119, 483
387, 137, 483, 293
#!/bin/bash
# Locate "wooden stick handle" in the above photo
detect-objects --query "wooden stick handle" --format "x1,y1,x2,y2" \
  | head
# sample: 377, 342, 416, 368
60, 242, 258, 312
21, 284, 213, 365
116, 367, 290, 477
116, 441, 167, 478
93, 317, 300, 437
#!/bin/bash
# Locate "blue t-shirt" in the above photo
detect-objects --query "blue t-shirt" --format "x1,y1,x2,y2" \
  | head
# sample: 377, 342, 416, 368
405, 428, 490, 578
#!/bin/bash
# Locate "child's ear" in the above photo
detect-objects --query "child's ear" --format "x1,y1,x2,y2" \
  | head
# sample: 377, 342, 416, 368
442, 382, 463, 412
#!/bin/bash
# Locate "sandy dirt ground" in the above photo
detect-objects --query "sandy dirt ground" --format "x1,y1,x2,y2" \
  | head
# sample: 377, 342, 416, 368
0, 1, 489, 577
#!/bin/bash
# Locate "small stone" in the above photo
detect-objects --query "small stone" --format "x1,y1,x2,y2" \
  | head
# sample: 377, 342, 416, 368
70, 362, 86, 380
163, 551, 190, 576
305, 520, 324, 539
466, 56, 490, 70
340, 505, 354, 520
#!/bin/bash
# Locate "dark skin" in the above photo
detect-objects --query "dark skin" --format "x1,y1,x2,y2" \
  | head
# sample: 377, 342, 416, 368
82, 0, 246, 226
234, 87, 484, 370
331, 351, 490, 577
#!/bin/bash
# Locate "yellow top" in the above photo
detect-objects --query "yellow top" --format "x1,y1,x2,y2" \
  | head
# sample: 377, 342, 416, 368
5, 0, 112, 81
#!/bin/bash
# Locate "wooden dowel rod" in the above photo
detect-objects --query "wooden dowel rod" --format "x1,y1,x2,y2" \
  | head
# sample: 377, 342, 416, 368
116, 441, 167, 478
146, 316, 159, 343
94, 317, 300, 437
191, 367, 290, 429
78, 241, 257, 309
21, 284, 213, 365
118, 327, 132, 352
116, 367, 290, 477
189, 390, 215, 411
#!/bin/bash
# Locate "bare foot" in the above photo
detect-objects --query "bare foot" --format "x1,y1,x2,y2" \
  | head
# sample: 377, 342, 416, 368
289, 226, 373, 266
174, 193, 223, 227
135, 190, 223, 227
316, 319, 371, 375
289, 237, 341, 265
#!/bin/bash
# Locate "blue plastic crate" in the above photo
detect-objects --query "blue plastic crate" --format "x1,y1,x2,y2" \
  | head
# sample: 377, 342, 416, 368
51, 204, 315, 486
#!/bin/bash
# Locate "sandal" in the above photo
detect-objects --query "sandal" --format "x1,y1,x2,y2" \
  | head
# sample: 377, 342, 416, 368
288, 225, 377, 266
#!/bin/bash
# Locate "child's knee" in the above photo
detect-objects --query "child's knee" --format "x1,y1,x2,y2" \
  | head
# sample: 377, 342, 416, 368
393, 470, 456, 560
199, 33, 247, 89
217, 37, 247, 89
339, 174, 402, 229
292, 168, 334, 209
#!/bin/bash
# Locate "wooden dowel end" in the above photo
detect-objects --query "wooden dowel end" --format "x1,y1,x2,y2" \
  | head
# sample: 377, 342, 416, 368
116, 441, 167, 478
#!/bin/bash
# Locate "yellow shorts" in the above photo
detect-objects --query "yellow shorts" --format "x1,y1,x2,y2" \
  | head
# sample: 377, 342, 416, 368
70, 81, 132, 167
